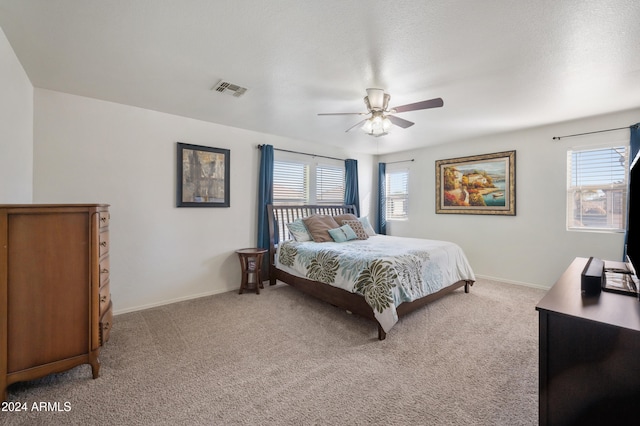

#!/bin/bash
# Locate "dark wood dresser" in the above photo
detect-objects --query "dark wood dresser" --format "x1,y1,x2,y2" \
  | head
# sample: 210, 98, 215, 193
0, 204, 112, 400
536, 257, 640, 425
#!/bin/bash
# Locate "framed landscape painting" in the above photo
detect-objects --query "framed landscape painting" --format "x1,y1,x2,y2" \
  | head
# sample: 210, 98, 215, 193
435, 150, 515, 215
176, 142, 230, 207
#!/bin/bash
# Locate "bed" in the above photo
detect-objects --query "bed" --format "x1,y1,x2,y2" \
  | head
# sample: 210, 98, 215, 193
266, 204, 475, 340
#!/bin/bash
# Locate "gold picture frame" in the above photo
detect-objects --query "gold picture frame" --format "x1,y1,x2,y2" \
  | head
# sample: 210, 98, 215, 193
436, 150, 515, 215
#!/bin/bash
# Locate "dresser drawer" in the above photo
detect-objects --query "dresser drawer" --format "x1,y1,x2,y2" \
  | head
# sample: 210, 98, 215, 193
99, 256, 110, 286
99, 282, 111, 316
100, 301, 113, 346
99, 231, 109, 257
99, 211, 110, 229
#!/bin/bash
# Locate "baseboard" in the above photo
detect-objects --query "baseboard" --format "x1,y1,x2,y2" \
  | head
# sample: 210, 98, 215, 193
474, 274, 549, 291
113, 287, 234, 316
114, 275, 548, 316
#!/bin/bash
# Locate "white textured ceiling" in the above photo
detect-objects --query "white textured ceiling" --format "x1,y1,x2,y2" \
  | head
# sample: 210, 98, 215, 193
1, 0, 639, 154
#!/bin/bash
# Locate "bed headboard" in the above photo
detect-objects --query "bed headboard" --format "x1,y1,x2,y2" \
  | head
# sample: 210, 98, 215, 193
267, 204, 357, 248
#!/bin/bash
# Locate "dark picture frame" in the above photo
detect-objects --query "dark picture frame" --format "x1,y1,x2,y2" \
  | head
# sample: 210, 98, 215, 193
435, 150, 515, 215
176, 142, 230, 207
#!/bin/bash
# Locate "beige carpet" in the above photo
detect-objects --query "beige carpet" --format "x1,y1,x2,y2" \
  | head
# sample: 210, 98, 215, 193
4, 278, 544, 425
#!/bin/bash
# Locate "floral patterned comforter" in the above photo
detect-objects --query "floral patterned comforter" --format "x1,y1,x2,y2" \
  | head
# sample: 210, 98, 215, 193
276, 235, 476, 332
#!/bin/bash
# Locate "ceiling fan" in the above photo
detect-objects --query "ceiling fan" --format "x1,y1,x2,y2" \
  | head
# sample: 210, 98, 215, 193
318, 88, 443, 137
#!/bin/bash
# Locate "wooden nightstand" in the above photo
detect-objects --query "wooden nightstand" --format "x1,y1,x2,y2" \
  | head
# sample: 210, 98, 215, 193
236, 248, 268, 294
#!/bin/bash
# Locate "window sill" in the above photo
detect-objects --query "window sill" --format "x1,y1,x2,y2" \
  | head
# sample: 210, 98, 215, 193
567, 227, 625, 234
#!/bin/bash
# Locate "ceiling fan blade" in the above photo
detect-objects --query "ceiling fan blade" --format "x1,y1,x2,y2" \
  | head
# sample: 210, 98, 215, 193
318, 112, 366, 116
345, 119, 368, 132
391, 97, 444, 113
387, 115, 415, 128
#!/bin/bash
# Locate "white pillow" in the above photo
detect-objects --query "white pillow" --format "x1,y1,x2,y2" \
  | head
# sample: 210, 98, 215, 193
359, 216, 376, 236
286, 218, 312, 241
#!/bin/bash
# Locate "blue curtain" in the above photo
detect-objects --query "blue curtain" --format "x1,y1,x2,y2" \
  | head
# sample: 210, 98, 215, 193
257, 145, 274, 276
377, 162, 386, 235
344, 159, 360, 215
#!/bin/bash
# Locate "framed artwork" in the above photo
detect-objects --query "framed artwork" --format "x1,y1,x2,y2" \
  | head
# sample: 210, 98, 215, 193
176, 142, 230, 207
435, 150, 515, 215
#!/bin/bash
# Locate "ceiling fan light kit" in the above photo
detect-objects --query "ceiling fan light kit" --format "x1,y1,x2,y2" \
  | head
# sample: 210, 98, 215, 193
318, 88, 443, 137
362, 111, 392, 137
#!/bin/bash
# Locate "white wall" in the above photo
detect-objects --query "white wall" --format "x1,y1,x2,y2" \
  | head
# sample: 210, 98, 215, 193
0, 26, 33, 203
380, 108, 640, 288
33, 89, 374, 313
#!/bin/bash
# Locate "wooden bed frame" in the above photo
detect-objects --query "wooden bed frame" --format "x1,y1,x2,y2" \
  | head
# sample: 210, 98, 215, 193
266, 204, 473, 340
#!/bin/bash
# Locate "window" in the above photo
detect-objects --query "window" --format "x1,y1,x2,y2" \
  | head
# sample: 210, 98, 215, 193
273, 160, 309, 204
386, 169, 409, 220
567, 145, 628, 232
316, 164, 345, 204
273, 153, 344, 205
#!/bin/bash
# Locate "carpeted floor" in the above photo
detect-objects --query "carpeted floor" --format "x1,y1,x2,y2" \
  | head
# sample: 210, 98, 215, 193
3, 278, 545, 425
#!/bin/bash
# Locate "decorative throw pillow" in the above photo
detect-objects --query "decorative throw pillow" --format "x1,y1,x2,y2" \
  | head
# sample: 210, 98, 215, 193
359, 216, 376, 236
328, 224, 358, 243
332, 213, 358, 225
302, 215, 340, 242
342, 219, 369, 240
286, 218, 312, 242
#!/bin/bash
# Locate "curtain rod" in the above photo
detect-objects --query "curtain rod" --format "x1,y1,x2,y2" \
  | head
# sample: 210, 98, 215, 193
552, 124, 638, 140
257, 145, 344, 161
386, 159, 415, 165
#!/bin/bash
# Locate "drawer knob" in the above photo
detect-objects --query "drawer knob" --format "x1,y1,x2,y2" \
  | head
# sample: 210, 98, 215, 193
100, 241, 107, 247
100, 295, 107, 303
100, 268, 109, 274
103, 322, 110, 331
100, 217, 107, 222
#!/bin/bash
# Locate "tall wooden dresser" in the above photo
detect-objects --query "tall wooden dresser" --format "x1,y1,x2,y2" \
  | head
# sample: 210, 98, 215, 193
0, 204, 113, 400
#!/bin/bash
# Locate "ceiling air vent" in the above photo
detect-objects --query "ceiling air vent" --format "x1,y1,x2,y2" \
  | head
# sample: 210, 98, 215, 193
212, 80, 247, 97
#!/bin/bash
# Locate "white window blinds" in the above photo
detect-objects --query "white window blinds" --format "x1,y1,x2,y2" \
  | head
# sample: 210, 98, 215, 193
567, 145, 628, 232
316, 164, 345, 204
386, 169, 409, 220
273, 160, 309, 204
273, 155, 345, 205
